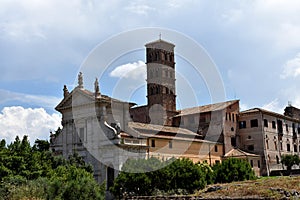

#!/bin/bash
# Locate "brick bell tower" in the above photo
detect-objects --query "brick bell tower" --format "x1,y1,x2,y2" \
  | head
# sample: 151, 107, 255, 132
145, 38, 177, 126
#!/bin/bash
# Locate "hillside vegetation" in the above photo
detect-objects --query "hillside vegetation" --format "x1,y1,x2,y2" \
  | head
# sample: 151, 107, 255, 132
197, 176, 300, 199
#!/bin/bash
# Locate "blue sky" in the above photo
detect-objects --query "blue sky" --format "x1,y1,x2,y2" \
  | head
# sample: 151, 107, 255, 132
1, 0, 300, 143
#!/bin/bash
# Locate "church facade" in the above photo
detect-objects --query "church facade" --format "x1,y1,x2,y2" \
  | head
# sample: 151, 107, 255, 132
51, 38, 300, 186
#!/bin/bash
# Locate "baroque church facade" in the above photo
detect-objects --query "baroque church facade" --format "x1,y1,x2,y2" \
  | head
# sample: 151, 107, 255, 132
51, 38, 300, 186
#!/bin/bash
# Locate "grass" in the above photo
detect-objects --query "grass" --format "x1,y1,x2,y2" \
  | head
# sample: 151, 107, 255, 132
195, 176, 300, 199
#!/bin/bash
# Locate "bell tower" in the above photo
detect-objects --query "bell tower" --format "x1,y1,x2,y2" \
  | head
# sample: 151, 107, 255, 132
145, 38, 177, 126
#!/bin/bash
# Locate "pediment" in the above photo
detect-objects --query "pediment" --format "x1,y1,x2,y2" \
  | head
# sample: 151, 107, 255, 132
56, 88, 95, 111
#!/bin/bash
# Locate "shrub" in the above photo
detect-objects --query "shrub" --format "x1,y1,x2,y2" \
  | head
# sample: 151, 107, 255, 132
213, 158, 256, 183
110, 157, 208, 198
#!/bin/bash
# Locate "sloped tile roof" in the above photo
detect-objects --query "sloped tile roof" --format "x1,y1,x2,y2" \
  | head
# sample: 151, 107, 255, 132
175, 100, 239, 117
240, 108, 300, 123
128, 122, 197, 136
127, 122, 220, 144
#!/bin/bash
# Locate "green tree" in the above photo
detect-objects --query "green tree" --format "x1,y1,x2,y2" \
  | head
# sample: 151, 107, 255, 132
281, 154, 300, 171
163, 158, 206, 193
197, 162, 215, 185
68, 152, 93, 173
47, 165, 104, 200
213, 158, 256, 183
0, 139, 6, 149
111, 157, 162, 197
0, 136, 105, 199
33, 139, 50, 151
111, 157, 207, 198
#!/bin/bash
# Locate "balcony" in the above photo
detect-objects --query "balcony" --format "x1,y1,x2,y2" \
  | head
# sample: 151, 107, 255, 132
123, 138, 147, 146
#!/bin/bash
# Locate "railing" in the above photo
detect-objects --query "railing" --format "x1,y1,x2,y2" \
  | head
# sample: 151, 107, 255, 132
123, 139, 147, 146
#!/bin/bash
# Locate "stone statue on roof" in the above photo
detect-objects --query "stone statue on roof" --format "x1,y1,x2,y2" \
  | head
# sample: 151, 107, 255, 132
63, 85, 69, 97
78, 72, 83, 88
94, 78, 101, 97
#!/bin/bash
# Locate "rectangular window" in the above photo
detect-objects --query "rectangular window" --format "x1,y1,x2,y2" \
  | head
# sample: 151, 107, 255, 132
226, 113, 228, 120
214, 145, 218, 152
292, 123, 296, 134
232, 113, 235, 122
276, 156, 280, 164
286, 124, 289, 132
247, 145, 254, 151
151, 139, 155, 147
231, 137, 236, 147
272, 121, 276, 129
229, 113, 231, 121
277, 120, 283, 134
215, 160, 220, 164
169, 141, 172, 149
294, 145, 298, 152
79, 128, 84, 142
200, 116, 206, 123
250, 160, 253, 167
287, 143, 290, 152
258, 160, 260, 168
274, 141, 277, 151
250, 119, 258, 127
266, 140, 269, 149
280, 142, 283, 150
239, 121, 246, 129
264, 119, 268, 127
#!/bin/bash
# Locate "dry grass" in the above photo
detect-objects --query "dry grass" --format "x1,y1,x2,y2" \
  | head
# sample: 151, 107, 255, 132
196, 176, 300, 199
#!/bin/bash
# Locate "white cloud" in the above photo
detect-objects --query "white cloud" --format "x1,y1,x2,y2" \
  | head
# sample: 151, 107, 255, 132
217, 1, 300, 51
262, 98, 284, 113
125, 2, 155, 15
221, 9, 243, 24
239, 103, 250, 111
110, 61, 146, 80
280, 88, 300, 109
0, 106, 61, 144
0, 89, 61, 110
280, 53, 300, 79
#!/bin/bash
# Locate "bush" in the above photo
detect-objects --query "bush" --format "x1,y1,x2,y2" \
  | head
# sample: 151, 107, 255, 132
110, 157, 208, 198
213, 158, 256, 183
0, 136, 105, 199
47, 165, 105, 200
281, 154, 300, 171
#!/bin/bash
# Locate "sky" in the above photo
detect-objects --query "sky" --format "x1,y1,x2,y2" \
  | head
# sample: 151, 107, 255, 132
1, 0, 300, 144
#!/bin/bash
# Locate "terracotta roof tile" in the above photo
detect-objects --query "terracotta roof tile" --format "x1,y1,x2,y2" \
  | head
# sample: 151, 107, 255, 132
128, 122, 197, 136
127, 122, 221, 144
240, 108, 300, 122
175, 100, 239, 117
